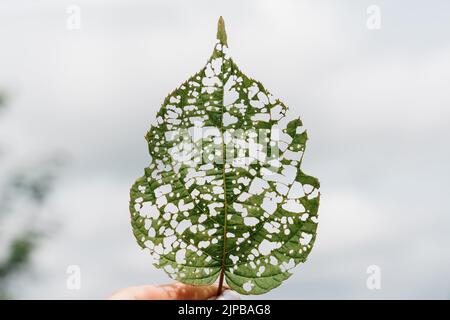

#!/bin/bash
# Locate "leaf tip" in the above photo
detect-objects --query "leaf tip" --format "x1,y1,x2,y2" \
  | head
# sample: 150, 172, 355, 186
217, 16, 228, 45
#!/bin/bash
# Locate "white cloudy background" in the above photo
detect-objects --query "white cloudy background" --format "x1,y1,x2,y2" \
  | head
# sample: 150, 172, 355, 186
0, 0, 449, 299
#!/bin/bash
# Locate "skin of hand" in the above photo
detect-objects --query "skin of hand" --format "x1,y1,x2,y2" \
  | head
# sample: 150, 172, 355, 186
109, 282, 227, 300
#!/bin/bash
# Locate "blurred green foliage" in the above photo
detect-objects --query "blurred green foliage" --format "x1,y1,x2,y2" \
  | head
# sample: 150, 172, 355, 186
0, 235, 35, 299
0, 235, 35, 279
0, 91, 62, 299
0, 93, 5, 109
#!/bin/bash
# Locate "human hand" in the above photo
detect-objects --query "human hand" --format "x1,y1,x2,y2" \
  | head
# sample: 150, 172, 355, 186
109, 282, 240, 300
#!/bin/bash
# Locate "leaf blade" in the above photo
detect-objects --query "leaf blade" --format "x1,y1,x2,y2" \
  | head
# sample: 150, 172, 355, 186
130, 17, 320, 295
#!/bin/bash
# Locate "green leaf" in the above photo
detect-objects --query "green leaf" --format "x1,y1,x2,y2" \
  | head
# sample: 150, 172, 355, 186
130, 17, 320, 295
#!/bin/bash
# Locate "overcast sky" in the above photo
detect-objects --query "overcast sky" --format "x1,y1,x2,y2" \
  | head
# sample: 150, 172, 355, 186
0, 0, 449, 299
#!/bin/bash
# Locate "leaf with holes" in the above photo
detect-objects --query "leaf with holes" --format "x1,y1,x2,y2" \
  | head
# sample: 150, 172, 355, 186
129, 17, 320, 296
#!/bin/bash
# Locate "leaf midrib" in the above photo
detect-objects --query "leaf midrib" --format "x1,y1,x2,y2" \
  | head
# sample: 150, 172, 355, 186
217, 65, 229, 293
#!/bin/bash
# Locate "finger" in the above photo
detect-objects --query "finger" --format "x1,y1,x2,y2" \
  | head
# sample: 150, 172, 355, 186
109, 282, 221, 300
216, 289, 241, 300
